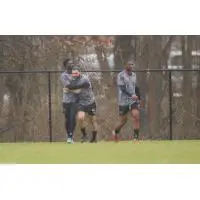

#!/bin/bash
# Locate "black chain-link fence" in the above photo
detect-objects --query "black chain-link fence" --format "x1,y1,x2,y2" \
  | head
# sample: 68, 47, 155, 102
0, 69, 200, 142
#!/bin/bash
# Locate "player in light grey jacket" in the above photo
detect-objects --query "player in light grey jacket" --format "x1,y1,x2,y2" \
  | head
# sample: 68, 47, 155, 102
60, 59, 78, 144
112, 60, 141, 142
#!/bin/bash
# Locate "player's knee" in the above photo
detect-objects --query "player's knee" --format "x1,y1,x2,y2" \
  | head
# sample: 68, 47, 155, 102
132, 114, 139, 122
132, 109, 139, 118
90, 115, 96, 123
78, 111, 85, 121
91, 114, 96, 121
91, 118, 97, 126
78, 117, 85, 122
120, 117, 127, 125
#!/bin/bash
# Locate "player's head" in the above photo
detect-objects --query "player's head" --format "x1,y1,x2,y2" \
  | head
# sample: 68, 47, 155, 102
71, 65, 81, 78
124, 60, 135, 72
63, 58, 74, 74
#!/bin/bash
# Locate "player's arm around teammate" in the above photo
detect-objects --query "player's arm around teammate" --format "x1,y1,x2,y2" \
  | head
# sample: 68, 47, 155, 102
67, 66, 98, 143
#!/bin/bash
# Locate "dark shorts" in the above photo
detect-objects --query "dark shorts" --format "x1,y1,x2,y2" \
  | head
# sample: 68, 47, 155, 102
119, 102, 140, 116
78, 102, 97, 116
63, 102, 78, 117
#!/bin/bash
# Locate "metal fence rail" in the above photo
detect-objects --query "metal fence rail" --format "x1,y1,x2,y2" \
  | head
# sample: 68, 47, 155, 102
0, 69, 200, 142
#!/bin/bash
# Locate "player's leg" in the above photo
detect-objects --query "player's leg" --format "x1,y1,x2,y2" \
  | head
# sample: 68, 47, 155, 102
69, 102, 78, 140
77, 105, 88, 143
89, 115, 98, 142
131, 102, 140, 140
63, 103, 69, 136
65, 102, 78, 143
86, 102, 98, 143
63, 103, 70, 139
112, 105, 129, 142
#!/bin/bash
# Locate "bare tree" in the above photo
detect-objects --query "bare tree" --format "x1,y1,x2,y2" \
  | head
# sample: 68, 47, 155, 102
181, 36, 193, 138
197, 70, 200, 133
114, 35, 135, 70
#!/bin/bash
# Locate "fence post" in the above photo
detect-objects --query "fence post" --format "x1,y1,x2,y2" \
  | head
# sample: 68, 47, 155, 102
169, 70, 173, 140
48, 72, 53, 142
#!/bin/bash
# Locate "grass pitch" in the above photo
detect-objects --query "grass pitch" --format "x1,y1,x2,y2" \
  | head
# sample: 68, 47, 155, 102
0, 140, 200, 164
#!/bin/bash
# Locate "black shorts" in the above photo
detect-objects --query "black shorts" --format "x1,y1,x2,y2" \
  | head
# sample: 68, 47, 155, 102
78, 102, 96, 116
119, 102, 140, 116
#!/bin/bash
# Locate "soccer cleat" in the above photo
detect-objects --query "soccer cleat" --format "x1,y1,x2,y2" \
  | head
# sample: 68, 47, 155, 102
133, 132, 139, 139
133, 134, 140, 144
90, 131, 97, 143
81, 135, 88, 143
90, 138, 97, 143
133, 138, 140, 143
112, 130, 119, 142
67, 138, 74, 144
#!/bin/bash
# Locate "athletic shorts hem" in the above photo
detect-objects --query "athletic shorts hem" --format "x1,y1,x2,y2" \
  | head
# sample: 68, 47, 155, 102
78, 102, 96, 116
118, 102, 139, 116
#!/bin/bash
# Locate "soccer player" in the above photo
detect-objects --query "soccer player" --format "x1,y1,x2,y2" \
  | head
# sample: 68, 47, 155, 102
60, 59, 78, 144
66, 65, 98, 143
112, 60, 141, 142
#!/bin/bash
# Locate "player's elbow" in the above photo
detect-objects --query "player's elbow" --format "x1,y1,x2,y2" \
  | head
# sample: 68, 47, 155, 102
84, 82, 90, 88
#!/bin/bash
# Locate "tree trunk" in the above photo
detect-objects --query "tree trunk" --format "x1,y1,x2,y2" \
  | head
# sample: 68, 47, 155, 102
196, 72, 200, 134
95, 45, 112, 98
182, 36, 193, 138
114, 35, 135, 70
147, 36, 164, 138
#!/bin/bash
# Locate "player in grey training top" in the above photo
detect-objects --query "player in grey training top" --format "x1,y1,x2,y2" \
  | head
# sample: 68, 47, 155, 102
61, 71, 78, 103
60, 59, 78, 144
117, 68, 137, 106
66, 65, 98, 143
112, 60, 141, 142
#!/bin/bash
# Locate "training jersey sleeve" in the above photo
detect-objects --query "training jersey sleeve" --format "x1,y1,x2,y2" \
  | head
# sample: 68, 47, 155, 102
67, 76, 90, 90
60, 72, 71, 87
77, 75, 95, 106
135, 85, 140, 100
132, 73, 140, 99
60, 72, 78, 103
117, 73, 133, 97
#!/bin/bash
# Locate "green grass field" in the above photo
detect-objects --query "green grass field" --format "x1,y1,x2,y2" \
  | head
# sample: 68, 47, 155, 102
0, 140, 200, 164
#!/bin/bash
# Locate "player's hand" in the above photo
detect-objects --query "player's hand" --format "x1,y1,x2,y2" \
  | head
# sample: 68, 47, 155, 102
63, 88, 69, 93
71, 89, 81, 94
132, 95, 138, 101
63, 88, 81, 94
139, 100, 145, 108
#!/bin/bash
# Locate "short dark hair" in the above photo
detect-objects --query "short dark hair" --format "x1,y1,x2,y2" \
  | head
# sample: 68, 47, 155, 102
72, 65, 81, 71
63, 58, 71, 67
124, 60, 135, 67
63, 58, 74, 74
